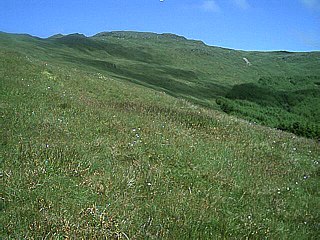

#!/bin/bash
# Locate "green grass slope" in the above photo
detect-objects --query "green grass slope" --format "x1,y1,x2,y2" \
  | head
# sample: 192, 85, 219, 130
1, 31, 319, 139
1, 32, 320, 238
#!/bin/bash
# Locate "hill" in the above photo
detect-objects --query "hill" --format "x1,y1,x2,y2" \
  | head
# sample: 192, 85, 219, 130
0, 31, 319, 239
1, 31, 319, 138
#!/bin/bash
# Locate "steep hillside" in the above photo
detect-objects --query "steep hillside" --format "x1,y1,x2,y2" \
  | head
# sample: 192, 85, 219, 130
1, 31, 319, 101
1, 31, 320, 239
1, 31, 319, 139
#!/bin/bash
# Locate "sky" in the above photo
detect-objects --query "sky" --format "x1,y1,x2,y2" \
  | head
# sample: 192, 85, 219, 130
0, 0, 320, 51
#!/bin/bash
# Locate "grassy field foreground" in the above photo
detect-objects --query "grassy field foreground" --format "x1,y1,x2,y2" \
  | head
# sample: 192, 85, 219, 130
1, 48, 320, 238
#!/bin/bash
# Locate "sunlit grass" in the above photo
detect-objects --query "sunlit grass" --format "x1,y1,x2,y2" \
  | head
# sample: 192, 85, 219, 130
1, 39, 320, 239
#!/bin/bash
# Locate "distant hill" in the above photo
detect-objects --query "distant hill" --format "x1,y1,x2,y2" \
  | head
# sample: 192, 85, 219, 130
1, 30, 319, 138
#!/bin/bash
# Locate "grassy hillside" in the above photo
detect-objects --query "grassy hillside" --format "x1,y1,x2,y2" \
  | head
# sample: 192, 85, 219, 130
1, 32, 320, 238
1, 31, 319, 139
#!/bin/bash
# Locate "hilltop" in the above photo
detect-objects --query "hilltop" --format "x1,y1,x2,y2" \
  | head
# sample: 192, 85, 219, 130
0, 31, 319, 239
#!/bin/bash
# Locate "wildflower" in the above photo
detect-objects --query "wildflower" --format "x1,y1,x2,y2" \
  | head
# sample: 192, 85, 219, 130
128, 179, 135, 187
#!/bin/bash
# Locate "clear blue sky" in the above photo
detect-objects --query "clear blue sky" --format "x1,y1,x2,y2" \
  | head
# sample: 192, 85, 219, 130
1, 0, 319, 51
